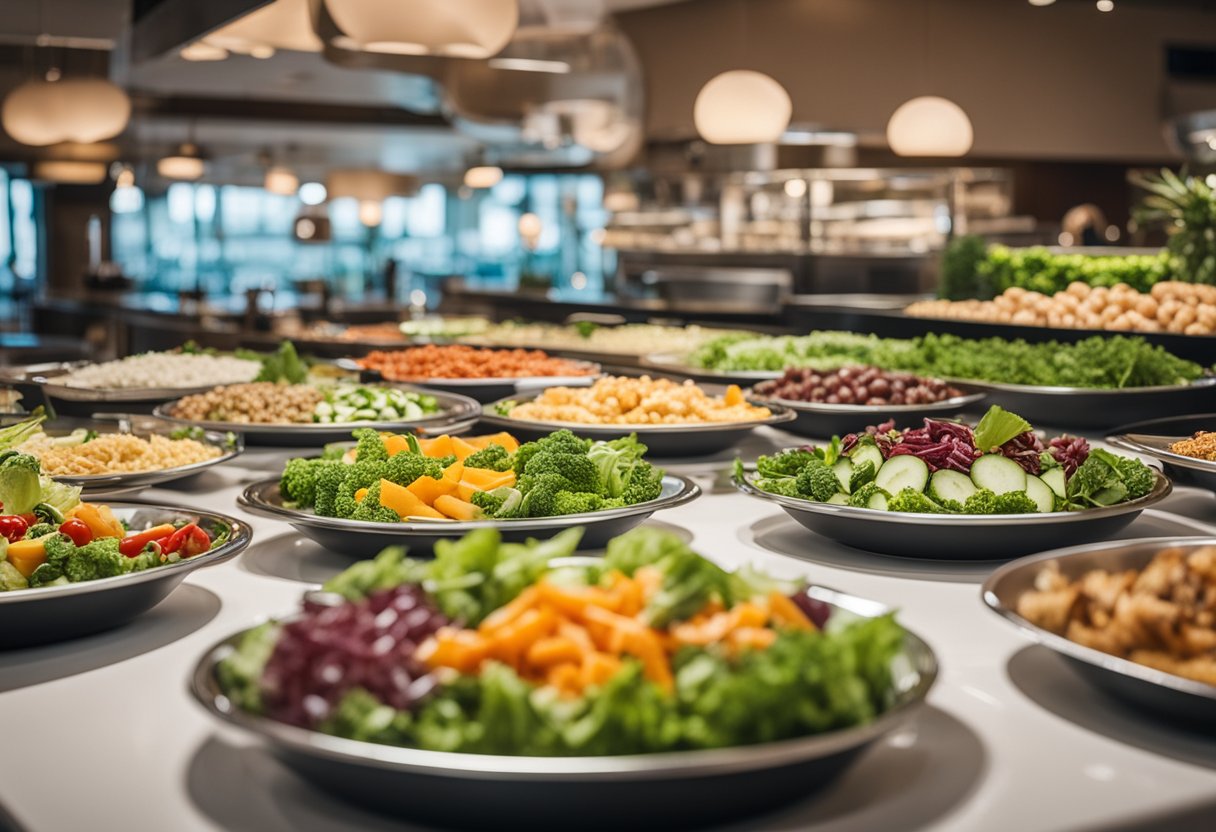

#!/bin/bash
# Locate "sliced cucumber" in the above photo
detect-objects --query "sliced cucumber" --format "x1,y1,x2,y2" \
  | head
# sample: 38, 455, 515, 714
827, 492, 850, 506
1040, 467, 1067, 499
868, 489, 889, 511
969, 454, 1027, 495
928, 469, 978, 505
832, 459, 854, 494
874, 455, 930, 495
849, 443, 884, 473
1024, 475, 1057, 513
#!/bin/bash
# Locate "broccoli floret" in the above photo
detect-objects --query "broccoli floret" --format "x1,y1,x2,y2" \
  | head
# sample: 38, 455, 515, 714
382, 452, 445, 487
755, 477, 803, 498
313, 463, 352, 517
518, 473, 571, 518
513, 430, 591, 476
522, 451, 600, 494
351, 427, 388, 462
1066, 450, 1142, 508
795, 461, 842, 502
992, 491, 1040, 514
350, 481, 403, 524
464, 444, 514, 472
552, 491, 604, 516
40, 535, 126, 583
621, 463, 663, 505
26, 522, 55, 538
962, 489, 999, 514
755, 449, 818, 479
470, 488, 507, 515
280, 457, 334, 506
847, 482, 887, 508
887, 488, 954, 514
587, 434, 650, 497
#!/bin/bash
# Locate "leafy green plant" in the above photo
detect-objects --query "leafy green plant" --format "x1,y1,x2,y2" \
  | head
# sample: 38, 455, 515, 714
1133, 168, 1216, 285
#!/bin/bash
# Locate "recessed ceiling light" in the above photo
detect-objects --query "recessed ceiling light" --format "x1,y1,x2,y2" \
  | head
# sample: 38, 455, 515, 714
1096, 0, 1114, 11
1028, 0, 1056, 6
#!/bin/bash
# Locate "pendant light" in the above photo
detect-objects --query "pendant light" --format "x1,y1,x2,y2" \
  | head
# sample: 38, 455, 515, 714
886, 0, 973, 157
31, 160, 108, 184
158, 142, 206, 180
321, 0, 517, 58
464, 165, 503, 189
265, 166, 299, 195
2, 77, 131, 147
692, 1, 789, 145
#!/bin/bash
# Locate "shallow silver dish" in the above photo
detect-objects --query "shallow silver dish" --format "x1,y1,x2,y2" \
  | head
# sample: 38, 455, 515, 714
0, 502, 251, 649
0, 361, 259, 415
189, 584, 937, 829
956, 375, 1216, 431
640, 351, 782, 385
152, 385, 481, 447
238, 473, 701, 556
748, 387, 988, 439
735, 469, 1172, 560
479, 387, 795, 458
1107, 425, 1216, 496
983, 536, 1216, 724
339, 357, 603, 404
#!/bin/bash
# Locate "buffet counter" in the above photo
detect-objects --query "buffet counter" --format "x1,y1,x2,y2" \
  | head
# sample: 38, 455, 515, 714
3, 426, 1215, 831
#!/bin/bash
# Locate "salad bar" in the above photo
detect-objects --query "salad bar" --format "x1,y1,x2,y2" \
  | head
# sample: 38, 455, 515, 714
2, 329, 1216, 832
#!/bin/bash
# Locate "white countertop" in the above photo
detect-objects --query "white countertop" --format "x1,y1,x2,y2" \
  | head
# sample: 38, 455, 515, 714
3, 427, 1216, 832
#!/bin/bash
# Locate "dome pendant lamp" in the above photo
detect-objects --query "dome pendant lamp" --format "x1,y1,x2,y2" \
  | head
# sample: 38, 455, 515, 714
692, 1, 790, 145
886, 95, 973, 157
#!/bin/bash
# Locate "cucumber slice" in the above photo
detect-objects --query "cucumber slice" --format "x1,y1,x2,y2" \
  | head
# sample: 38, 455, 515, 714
832, 459, 854, 494
1040, 467, 1067, 499
827, 492, 850, 506
868, 490, 889, 511
928, 469, 978, 505
969, 454, 1027, 495
1024, 475, 1057, 513
874, 455, 930, 495
849, 443, 884, 473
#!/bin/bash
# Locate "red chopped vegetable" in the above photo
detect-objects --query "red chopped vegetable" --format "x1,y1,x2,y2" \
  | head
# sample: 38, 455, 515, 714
58, 518, 93, 547
162, 523, 211, 558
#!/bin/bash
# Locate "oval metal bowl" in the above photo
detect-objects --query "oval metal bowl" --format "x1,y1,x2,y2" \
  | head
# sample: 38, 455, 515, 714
479, 388, 796, 458
0, 502, 251, 649
983, 536, 1216, 724
238, 474, 701, 557
955, 375, 1216, 431
747, 387, 988, 439
1107, 413, 1216, 496
32, 423, 244, 498
0, 361, 259, 416
640, 351, 783, 386
735, 470, 1172, 560
152, 385, 482, 447
340, 358, 603, 404
189, 585, 937, 830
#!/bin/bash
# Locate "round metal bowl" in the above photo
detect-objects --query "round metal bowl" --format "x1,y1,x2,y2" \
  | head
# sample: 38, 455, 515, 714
0, 361, 260, 416
152, 385, 482, 447
188, 585, 937, 830
238, 474, 701, 556
340, 358, 603, 404
955, 375, 1216, 431
0, 502, 251, 649
983, 536, 1216, 725
747, 387, 988, 439
478, 389, 796, 458
735, 470, 1173, 560
1107, 414, 1216, 496
640, 352, 782, 386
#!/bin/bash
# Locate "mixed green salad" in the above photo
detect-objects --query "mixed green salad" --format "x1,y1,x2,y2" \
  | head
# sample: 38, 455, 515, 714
217, 527, 907, 756
279, 427, 666, 523
738, 406, 1159, 515
690, 331, 1206, 389
0, 447, 226, 591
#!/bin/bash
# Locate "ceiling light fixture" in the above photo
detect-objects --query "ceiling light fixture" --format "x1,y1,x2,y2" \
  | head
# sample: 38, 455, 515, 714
157, 142, 206, 180
1, 77, 131, 147
463, 165, 504, 189
886, 95, 974, 157
32, 160, 108, 184
1096, 0, 1114, 10
357, 200, 383, 227
694, 70, 792, 145
298, 181, 328, 205
1028, 0, 1056, 6
322, 0, 518, 58
264, 165, 299, 195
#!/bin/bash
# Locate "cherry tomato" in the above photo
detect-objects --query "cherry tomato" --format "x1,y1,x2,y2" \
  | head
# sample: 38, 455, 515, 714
58, 518, 94, 547
0, 515, 29, 543
162, 523, 211, 558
